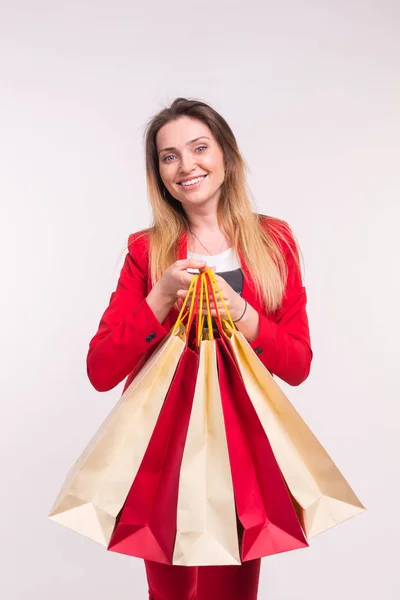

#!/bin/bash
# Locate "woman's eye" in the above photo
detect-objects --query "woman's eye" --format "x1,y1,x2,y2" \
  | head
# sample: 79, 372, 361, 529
162, 146, 206, 163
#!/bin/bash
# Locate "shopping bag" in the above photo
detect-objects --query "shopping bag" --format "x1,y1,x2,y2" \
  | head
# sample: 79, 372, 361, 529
172, 276, 241, 566
216, 337, 308, 561
226, 325, 366, 537
201, 271, 307, 561
204, 269, 365, 539
48, 277, 199, 545
109, 275, 240, 565
107, 344, 199, 563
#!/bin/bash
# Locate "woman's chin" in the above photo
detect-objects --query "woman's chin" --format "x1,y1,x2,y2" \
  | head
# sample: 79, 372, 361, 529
181, 194, 215, 208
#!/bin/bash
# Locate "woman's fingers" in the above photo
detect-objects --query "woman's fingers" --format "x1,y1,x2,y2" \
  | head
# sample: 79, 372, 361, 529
177, 258, 207, 270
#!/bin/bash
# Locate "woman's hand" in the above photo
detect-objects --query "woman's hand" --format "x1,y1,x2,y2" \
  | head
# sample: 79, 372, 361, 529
154, 258, 210, 303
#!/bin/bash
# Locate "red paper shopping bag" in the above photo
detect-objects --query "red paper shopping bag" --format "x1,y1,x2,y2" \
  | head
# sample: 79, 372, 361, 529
108, 345, 200, 563
216, 337, 308, 561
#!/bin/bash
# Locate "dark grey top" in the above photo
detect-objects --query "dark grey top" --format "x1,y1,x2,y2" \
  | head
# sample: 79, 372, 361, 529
218, 268, 244, 296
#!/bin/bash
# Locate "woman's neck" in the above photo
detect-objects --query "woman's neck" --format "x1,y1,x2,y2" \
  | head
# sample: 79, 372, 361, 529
187, 227, 229, 256
183, 201, 221, 233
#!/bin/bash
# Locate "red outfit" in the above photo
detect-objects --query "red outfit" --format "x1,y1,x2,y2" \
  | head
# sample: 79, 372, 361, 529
86, 216, 312, 599
145, 558, 261, 600
87, 218, 312, 393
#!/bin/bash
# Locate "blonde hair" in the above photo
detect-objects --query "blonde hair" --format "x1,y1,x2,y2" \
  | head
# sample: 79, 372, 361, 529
137, 97, 301, 314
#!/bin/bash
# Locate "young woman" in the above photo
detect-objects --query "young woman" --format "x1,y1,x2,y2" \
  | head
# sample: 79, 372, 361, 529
86, 97, 313, 600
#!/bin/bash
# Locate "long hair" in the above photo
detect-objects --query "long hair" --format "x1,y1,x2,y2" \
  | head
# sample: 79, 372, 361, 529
139, 97, 301, 313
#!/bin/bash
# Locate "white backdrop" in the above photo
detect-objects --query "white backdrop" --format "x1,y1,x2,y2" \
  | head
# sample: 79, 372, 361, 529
1, 1, 399, 598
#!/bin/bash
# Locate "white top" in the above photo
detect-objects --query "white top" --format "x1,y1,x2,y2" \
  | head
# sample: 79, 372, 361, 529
187, 247, 241, 273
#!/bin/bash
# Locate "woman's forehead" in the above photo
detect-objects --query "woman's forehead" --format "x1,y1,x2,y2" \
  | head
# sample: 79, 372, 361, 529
156, 116, 213, 151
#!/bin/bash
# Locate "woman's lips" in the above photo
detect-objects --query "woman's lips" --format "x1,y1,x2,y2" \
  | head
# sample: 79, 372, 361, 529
178, 175, 207, 190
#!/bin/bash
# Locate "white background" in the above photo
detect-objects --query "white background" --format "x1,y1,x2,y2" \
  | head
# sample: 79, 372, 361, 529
1, 0, 399, 598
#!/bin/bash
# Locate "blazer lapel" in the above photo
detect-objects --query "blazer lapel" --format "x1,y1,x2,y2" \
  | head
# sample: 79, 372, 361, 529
177, 228, 188, 261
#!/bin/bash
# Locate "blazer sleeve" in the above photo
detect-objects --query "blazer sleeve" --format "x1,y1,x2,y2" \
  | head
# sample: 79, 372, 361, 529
86, 235, 170, 392
247, 229, 313, 386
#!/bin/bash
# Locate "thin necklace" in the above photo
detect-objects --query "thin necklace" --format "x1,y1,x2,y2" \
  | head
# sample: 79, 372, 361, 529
189, 228, 227, 256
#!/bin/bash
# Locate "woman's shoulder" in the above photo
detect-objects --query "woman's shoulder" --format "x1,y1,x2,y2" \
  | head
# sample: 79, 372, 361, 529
127, 228, 151, 255
257, 213, 296, 252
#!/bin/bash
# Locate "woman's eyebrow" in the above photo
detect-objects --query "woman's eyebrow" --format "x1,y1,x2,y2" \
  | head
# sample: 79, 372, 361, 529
158, 136, 211, 155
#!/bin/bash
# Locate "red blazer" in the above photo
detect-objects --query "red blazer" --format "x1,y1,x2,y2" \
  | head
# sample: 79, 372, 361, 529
87, 218, 313, 393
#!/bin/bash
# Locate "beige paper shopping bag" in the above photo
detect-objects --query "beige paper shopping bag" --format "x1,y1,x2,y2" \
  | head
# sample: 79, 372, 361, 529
48, 272, 207, 547
49, 327, 186, 545
172, 339, 241, 566
227, 327, 365, 538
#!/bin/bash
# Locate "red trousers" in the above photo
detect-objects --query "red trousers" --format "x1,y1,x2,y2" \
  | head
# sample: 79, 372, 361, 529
144, 558, 261, 600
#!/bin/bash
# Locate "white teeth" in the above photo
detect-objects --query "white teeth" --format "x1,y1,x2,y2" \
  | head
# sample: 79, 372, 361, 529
180, 175, 206, 186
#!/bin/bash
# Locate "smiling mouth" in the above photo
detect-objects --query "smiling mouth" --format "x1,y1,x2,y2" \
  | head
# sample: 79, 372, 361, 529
178, 175, 207, 188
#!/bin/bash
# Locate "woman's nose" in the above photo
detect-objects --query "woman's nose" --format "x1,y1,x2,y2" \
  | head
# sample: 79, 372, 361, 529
179, 152, 196, 173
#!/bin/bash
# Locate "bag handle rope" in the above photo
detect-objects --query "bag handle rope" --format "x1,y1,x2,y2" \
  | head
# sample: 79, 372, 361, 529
171, 269, 237, 343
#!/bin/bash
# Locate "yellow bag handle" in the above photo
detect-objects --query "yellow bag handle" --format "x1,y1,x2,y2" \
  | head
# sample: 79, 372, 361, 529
196, 272, 214, 345
171, 268, 238, 341
196, 273, 205, 345
171, 274, 199, 336
203, 270, 236, 332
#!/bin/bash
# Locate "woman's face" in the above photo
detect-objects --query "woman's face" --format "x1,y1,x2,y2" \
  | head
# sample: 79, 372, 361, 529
156, 116, 226, 210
